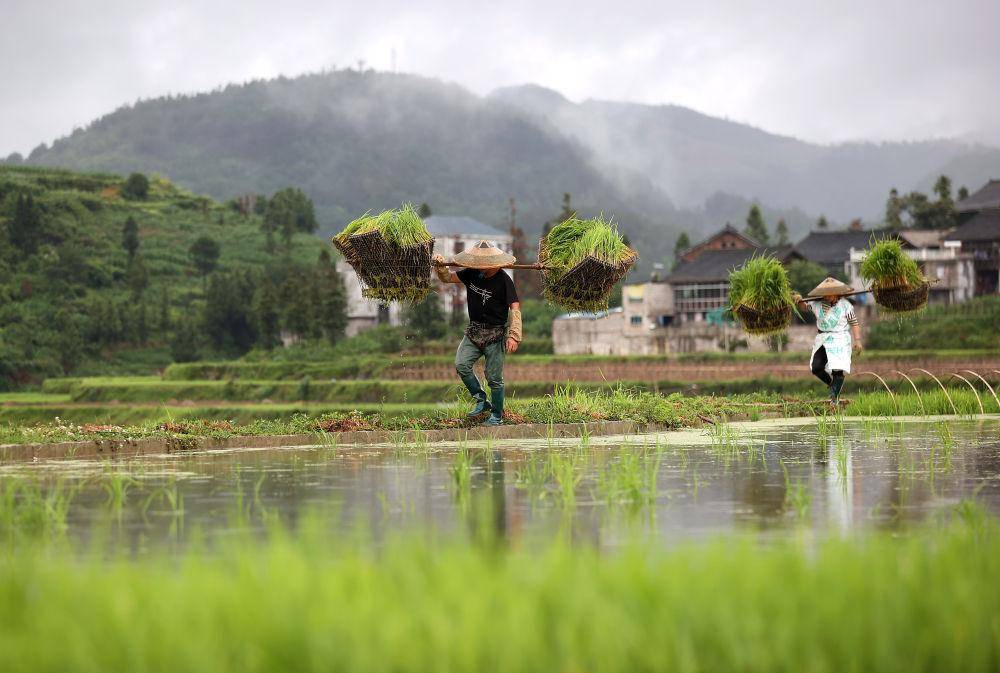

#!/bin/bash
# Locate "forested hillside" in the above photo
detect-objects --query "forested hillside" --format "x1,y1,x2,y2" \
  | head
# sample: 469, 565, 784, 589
0, 166, 345, 388
13, 71, 682, 255
12, 70, 999, 273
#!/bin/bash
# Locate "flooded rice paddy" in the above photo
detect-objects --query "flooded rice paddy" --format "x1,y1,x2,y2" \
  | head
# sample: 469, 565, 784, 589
3, 416, 999, 550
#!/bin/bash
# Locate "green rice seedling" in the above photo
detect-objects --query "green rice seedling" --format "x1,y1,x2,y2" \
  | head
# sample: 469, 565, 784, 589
0, 477, 76, 543
706, 422, 741, 459
334, 205, 431, 248
540, 215, 637, 310
834, 439, 850, 485
930, 421, 955, 474
781, 461, 812, 521
596, 446, 662, 508
860, 238, 924, 289
815, 413, 845, 446
514, 451, 553, 501
728, 254, 795, 311
3, 507, 1000, 672
450, 447, 473, 505
549, 451, 581, 509
100, 470, 139, 517
728, 255, 796, 335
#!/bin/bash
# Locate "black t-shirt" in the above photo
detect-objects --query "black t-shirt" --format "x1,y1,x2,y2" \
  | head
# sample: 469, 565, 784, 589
457, 269, 518, 326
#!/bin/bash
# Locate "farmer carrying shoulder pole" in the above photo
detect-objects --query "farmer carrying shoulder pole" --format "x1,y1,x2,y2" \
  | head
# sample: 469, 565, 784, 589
794, 277, 863, 406
433, 240, 523, 426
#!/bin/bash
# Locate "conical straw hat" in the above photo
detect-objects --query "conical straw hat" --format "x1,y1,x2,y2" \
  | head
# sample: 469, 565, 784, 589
808, 277, 854, 297
452, 240, 516, 269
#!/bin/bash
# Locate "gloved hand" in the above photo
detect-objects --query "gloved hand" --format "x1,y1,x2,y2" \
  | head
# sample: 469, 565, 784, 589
432, 254, 452, 283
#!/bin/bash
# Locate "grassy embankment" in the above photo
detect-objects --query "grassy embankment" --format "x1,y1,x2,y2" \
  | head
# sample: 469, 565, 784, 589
175, 348, 1000, 380
0, 385, 995, 446
0, 495, 997, 672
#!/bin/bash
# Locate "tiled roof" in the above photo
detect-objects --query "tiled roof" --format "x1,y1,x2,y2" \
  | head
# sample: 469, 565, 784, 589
793, 229, 896, 265
899, 229, 947, 249
955, 179, 1000, 213
944, 209, 1000, 242
423, 215, 508, 238
677, 223, 760, 258
667, 246, 798, 283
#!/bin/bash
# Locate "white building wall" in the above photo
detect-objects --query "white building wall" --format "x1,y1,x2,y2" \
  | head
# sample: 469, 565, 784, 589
848, 243, 975, 305
336, 259, 403, 337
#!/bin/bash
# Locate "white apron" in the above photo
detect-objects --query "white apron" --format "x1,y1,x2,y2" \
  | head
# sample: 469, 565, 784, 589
808, 299, 853, 374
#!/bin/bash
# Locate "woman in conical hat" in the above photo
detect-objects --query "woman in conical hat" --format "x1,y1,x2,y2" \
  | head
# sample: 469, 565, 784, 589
795, 277, 863, 406
432, 240, 523, 426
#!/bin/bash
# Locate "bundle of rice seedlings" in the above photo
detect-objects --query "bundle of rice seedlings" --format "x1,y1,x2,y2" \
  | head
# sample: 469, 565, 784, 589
333, 205, 431, 248
331, 204, 435, 303
859, 238, 929, 312
540, 215, 637, 311
728, 255, 796, 335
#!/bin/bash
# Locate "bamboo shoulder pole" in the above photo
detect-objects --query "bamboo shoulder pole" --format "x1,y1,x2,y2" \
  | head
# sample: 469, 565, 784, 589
434, 260, 548, 271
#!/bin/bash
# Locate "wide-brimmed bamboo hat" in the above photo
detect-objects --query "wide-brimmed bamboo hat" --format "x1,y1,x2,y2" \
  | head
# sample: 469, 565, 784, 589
809, 277, 854, 297
452, 240, 516, 269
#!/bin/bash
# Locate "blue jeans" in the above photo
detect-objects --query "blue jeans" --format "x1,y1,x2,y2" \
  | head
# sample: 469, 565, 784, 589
455, 336, 505, 414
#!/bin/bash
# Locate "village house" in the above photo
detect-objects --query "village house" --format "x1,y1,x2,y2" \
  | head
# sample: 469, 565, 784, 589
948, 180, 1000, 295
847, 230, 975, 304
794, 228, 875, 279
337, 214, 513, 335
553, 226, 807, 355
668, 228, 802, 324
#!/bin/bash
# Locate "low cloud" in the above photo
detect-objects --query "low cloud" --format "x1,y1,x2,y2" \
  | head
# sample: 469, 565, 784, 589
3, 0, 999, 156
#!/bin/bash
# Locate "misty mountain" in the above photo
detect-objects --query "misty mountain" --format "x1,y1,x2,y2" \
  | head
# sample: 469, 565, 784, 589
15, 71, 685, 263
12, 70, 1000, 274
490, 84, 1000, 221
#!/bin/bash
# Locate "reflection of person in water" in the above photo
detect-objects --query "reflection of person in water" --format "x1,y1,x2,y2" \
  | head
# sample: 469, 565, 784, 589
467, 450, 509, 547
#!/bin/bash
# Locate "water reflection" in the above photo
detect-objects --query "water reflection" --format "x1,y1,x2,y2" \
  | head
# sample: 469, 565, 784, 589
1, 419, 998, 551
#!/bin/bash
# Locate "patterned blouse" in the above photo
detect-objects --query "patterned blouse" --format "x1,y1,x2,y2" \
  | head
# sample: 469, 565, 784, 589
808, 298, 859, 333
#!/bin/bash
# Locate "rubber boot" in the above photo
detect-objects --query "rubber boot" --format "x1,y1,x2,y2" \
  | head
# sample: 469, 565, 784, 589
461, 374, 492, 417
830, 372, 846, 405
485, 387, 504, 426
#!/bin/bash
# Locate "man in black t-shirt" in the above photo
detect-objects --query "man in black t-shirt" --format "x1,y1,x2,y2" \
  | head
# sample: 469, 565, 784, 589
433, 241, 523, 426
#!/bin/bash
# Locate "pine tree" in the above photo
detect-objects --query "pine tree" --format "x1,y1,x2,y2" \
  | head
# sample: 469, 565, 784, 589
744, 205, 770, 245
673, 231, 690, 256
122, 173, 150, 200
817, 215, 829, 230
885, 189, 903, 230
170, 319, 199, 363
279, 271, 313, 341
933, 175, 952, 204
126, 254, 149, 298
122, 216, 140, 261
254, 279, 281, 350
189, 237, 220, 288
314, 257, 348, 344
775, 219, 789, 245
417, 203, 432, 218
9, 192, 42, 254
669, 232, 691, 271
157, 287, 171, 332
957, 186, 969, 201
136, 301, 149, 345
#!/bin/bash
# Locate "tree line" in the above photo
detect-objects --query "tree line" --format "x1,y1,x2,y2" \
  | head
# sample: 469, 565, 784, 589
0, 171, 348, 386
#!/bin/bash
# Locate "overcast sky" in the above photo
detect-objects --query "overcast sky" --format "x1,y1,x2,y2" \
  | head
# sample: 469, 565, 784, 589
4, 0, 999, 156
